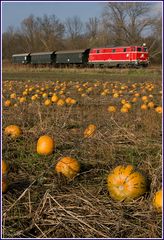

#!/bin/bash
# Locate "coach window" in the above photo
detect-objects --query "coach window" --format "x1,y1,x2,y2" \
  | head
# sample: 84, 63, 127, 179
96, 50, 100, 53
112, 49, 116, 53
123, 48, 126, 52
137, 48, 142, 52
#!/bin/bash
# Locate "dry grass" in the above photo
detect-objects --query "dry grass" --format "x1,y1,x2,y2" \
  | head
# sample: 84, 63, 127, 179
2, 69, 162, 238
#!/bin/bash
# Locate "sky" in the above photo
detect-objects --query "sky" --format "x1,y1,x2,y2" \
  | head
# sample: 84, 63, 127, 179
1, 1, 105, 32
1, 1, 162, 33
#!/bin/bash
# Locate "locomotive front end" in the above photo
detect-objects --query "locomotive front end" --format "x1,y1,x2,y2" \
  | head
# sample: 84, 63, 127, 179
135, 45, 150, 67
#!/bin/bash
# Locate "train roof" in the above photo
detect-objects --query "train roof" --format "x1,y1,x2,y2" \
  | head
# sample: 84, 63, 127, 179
12, 53, 30, 57
55, 49, 90, 54
30, 51, 55, 56
91, 45, 146, 49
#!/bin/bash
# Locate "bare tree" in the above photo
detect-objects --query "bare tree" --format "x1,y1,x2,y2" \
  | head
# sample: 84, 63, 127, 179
64, 16, 86, 49
36, 15, 65, 51
65, 16, 83, 40
21, 15, 39, 51
20, 14, 65, 52
86, 17, 99, 39
145, 17, 162, 63
102, 2, 155, 45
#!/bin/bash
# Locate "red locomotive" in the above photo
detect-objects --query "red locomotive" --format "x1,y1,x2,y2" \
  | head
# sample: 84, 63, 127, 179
88, 44, 149, 68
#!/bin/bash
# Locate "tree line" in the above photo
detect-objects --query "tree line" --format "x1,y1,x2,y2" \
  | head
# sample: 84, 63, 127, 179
2, 2, 162, 63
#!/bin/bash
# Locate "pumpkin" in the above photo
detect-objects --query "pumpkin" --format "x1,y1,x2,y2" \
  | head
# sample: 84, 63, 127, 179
113, 93, 119, 98
65, 97, 72, 105
4, 125, 22, 138
70, 98, 77, 105
2, 160, 8, 175
108, 106, 116, 113
4, 100, 11, 107
152, 189, 162, 212
155, 106, 162, 114
31, 95, 37, 101
42, 93, 48, 98
132, 97, 138, 103
51, 94, 59, 103
142, 96, 148, 102
10, 93, 16, 99
37, 135, 54, 155
147, 101, 155, 108
55, 156, 80, 179
56, 99, 65, 106
121, 99, 127, 105
141, 104, 148, 110
120, 106, 129, 113
2, 160, 8, 193
123, 103, 132, 109
84, 124, 96, 138
107, 165, 147, 201
2, 180, 8, 193
19, 97, 26, 103
44, 99, 52, 106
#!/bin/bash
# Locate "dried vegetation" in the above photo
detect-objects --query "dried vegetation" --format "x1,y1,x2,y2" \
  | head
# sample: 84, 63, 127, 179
2, 68, 162, 238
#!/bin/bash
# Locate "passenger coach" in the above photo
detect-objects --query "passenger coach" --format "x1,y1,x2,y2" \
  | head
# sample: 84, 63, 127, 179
12, 53, 31, 64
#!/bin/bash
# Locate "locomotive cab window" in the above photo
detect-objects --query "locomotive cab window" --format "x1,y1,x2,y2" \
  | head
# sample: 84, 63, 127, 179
137, 48, 142, 52
143, 48, 147, 52
123, 48, 126, 52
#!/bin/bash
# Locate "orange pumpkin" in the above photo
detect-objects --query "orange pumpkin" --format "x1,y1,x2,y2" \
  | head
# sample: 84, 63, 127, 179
107, 165, 147, 201
2, 180, 8, 193
69, 98, 77, 105
51, 94, 59, 103
141, 104, 148, 110
152, 189, 162, 212
120, 106, 129, 113
56, 99, 65, 106
123, 103, 132, 109
155, 106, 162, 114
55, 157, 80, 179
4, 125, 22, 138
10, 93, 16, 99
44, 99, 52, 106
2, 160, 8, 175
147, 102, 155, 108
4, 100, 11, 107
2, 160, 8, 193
107, 106, 116, 113
65, 97, 72, 105
84, 124, 96, 138
37, 135, 54, 155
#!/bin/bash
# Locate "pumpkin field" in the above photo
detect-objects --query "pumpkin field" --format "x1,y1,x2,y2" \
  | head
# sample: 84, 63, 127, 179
2, 66, 162, 238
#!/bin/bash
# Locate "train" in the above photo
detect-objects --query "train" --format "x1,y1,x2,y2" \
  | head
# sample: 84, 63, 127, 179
12, 44, 150, 68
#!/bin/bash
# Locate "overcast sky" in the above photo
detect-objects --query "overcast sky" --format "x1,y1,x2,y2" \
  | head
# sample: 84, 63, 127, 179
1, 1, 162, 33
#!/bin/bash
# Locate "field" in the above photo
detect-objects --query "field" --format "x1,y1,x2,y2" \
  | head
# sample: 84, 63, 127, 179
2, 66, 162, 238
